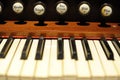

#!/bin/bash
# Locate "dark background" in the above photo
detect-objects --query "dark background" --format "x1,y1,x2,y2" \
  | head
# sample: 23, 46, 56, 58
0, 0, 120, 22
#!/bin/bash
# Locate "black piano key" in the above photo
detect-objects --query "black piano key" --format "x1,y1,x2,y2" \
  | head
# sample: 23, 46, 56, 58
100, 37, 114, 60
0, 36, 13, 58
82, 38, 92, 60
112, 38, 120, 56
35, 37, 45, 60
21, 36, 32, 60
0, 36, 2, 44
69, 37, 78, 60
57, 37, 64, 60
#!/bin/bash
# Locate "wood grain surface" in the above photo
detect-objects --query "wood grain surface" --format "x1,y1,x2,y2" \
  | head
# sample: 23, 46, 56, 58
0, 21, 120, 39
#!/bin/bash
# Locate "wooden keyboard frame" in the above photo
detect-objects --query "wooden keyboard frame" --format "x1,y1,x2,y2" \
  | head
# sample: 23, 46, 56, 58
0, 21, 120, 39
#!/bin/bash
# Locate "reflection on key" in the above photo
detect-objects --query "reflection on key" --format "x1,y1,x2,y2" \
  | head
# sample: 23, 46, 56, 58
100, 37, 114, 60
69, 37, 78, 60
35, 37, 45, 60
82, 38, 92, 60
21, 36, 32, 60
112, 38, 120, 57
0, 36, 13, 58
57, 37, 64, 59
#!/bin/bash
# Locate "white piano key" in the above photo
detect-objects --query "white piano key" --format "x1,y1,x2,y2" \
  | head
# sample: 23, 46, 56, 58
88, 40, 105, 80
0, 39, 20, 80
107, 41, 120, 79
35, 40, 51, 80
75, 40, 91, 80
94, 40, 118, 80
49, 40, 62, 80
20, 39, 38, 80
63, 40, 77, 80
0, 39, 7, 80
7, 39, 26, 80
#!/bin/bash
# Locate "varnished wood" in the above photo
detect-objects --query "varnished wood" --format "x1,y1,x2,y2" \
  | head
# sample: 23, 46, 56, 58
0, 21, 120, 39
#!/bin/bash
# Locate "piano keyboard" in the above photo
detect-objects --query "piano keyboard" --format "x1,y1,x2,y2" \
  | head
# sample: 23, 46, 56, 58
0, 37, 120, 80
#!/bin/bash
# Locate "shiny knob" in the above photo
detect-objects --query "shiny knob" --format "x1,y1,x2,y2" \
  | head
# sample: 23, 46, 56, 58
0, 2, 3, 13
101, 3, 112, 17
56, 1, 68, 15
12, 1, 24, 14
0, 5, 2, 13
34, 1, 45, 16
78, 1, 91, 15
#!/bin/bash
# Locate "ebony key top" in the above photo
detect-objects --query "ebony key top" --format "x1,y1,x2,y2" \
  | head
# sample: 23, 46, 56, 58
100, 37, 114, 60
69, 37, 78, 60
0, 36, 13, 58
82, 38, 92, 60
112, 38, 120, 56
21, 36, 32, 60
57, 37, 64, 59
35, 37, 45, 60
0, 36, 2, 44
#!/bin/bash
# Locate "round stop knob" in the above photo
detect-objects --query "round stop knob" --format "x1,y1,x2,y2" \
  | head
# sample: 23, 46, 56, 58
56, 1, 68, 15
12, 1, 24, 14
34, 2, 45, 16
101, 3, 112, 17
78, 1, 91, 15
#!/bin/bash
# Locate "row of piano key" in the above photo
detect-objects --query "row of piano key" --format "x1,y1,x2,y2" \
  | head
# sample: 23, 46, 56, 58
0, 37, 120, 80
